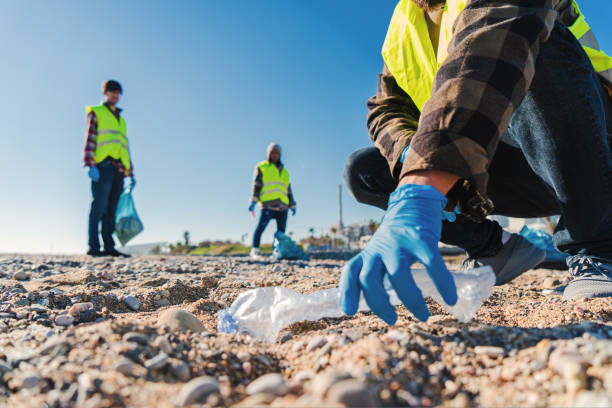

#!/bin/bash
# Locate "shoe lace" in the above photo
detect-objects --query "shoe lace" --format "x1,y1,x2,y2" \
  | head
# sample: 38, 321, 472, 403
567, 255, 612, 278
460, 257, 480, 271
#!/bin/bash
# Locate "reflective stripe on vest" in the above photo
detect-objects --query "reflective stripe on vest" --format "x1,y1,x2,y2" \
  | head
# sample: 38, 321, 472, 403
258, 161, 290, 205
382, 0, 612, 111
86, 105, 131, 172
568, 2, 612, 83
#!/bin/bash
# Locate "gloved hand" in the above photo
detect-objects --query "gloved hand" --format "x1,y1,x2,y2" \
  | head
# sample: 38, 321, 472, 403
340, 184, 457, 324
291, 207, 296, 216
248, 201, 256, 212
87, 166, 100, 182
127, 176, 136, 191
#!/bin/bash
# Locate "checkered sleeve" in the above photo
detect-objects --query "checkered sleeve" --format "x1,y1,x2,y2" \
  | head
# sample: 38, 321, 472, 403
401, 0, 557, 196
251, 165, 263, 202
83, 111, 97, 167
367, 65, 421, 180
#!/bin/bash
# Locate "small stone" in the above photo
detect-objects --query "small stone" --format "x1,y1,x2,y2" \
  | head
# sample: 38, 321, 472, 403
173, 361, 191, 382
125, 296, 140, 311
0, 362, 12, 375
69, 302, 93, 316
200, 276, 218, 288
113, 358, 135, 376
474, 346, 505, 356
176, 376, 220, 406
311, 370, 352, 397
154, 336, 173, 354
145, 354, 169, 370
158, 309, 208, 334
31, 305, 48, 313
123, 332, 149, 345
246, 373, 288, 396
272, 265, 282, 273
543, 277, 560, 289
156, 298, 171, 307
15, 298, 30, 307
326, 379, 376, 407
54, 314, 75, 326
291, 341, 305, 352
13, 271, 29, 281
242, 361, 252, 376
383, 329, 408, 343
549, 348, 588, 395
306, 336, 327, 352
237, 351, 251, 361
20, 374, 41, 389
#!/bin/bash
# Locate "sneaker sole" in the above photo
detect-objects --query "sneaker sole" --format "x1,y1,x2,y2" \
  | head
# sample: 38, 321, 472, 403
562, 280, 612, 300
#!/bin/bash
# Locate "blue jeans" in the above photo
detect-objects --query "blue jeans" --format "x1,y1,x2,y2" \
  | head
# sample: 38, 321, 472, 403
88, 159, 124, 251
345, 22, 612, 259
252, 209, 288, 248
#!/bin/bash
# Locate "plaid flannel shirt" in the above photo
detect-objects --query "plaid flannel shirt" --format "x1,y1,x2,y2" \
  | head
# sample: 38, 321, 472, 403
368, 0, 563, 211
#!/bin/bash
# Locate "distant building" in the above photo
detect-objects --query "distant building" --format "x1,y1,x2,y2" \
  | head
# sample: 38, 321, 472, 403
330, 222, 373, 249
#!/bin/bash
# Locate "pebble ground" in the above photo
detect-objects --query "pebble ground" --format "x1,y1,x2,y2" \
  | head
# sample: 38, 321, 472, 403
0, 254, 611, 407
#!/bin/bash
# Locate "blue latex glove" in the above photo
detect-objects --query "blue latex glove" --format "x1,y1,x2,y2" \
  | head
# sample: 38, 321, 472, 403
87, 166, 100, 182
126, 176, 136, 191
340, 184, 458, 324
291, 207, 296, 216
248, 201, 256, 212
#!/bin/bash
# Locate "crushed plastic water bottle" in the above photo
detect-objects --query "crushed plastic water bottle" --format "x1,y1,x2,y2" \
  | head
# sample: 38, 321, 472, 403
217, 266, 495, 343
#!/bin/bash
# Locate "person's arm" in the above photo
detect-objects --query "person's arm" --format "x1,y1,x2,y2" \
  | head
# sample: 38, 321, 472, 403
367, 67, 459, 196
401, 1, 557, 197
366, 65, 421, 180
83, 111, 97, 167
126, 136, 134, 178
251, 165, 262, 202
287, 183, 296, 209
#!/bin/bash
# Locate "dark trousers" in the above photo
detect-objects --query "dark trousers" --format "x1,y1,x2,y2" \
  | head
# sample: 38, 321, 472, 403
88, 159, 124, 252
345, 22, 612, 259
252, 209, 288, 248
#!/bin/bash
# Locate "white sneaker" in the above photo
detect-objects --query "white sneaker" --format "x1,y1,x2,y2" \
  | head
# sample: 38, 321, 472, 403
250, 248, 264, 260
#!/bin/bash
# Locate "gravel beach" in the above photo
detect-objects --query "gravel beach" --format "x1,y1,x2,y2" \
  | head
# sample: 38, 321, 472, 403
0, 254, 610, 407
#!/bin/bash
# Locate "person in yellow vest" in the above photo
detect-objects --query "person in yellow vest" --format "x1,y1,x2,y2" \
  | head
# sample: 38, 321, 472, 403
83, 80, 135, 257
249, 143, 296, 260
342, 0, 612, 325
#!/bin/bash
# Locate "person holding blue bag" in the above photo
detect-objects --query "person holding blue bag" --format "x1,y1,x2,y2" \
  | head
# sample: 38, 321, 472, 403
249, 143, 297, 260
83, 80, 135, 257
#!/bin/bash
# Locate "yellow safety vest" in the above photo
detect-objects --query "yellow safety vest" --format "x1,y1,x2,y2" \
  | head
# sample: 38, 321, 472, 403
86, 105, 131, 173
382, 0, 612, 112
258, 161, 290, 205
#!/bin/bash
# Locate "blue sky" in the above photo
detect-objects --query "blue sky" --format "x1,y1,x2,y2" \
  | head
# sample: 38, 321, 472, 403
0, 1, 610, 254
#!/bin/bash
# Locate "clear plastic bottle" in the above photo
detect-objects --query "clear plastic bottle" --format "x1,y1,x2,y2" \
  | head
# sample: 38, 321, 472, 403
217, 266, 494, 343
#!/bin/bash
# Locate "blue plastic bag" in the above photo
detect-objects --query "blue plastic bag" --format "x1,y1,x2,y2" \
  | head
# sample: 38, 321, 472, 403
519, 225, 567, 262
271, 231, 309, 261
114, 191, 144, 246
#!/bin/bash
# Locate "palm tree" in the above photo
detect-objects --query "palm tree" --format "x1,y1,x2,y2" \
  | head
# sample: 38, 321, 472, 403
308, 227, 315, 238
183, 231, 191, 247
